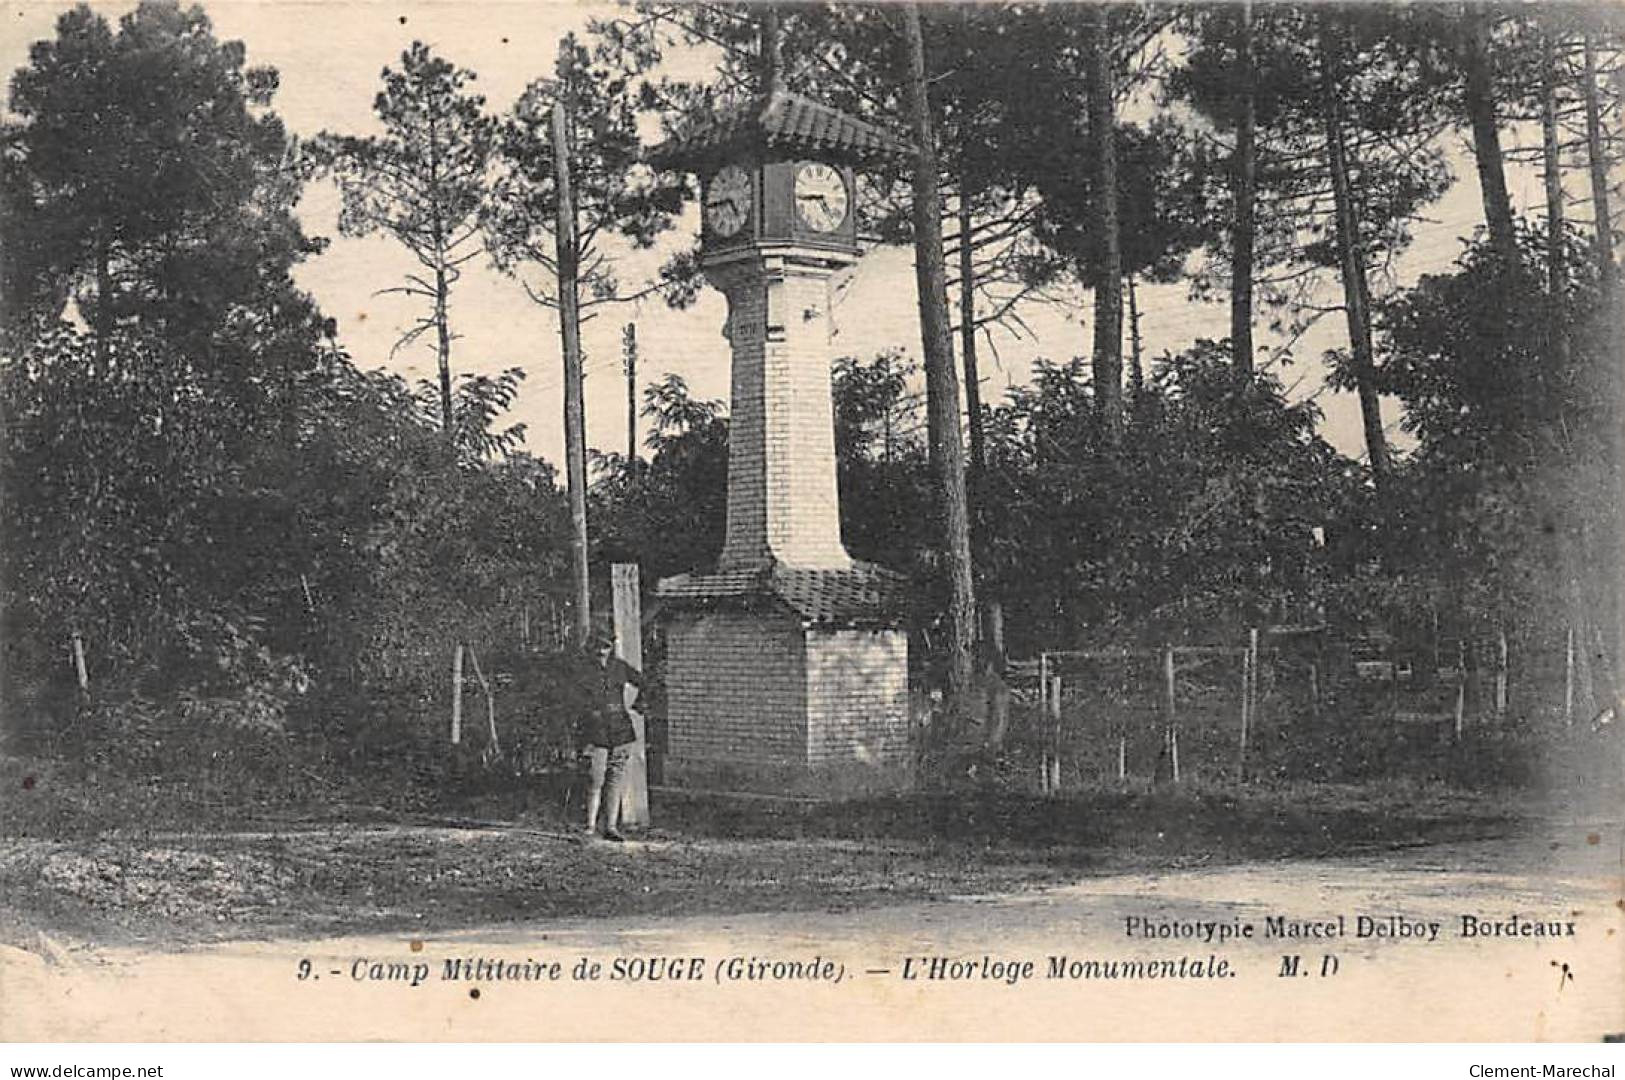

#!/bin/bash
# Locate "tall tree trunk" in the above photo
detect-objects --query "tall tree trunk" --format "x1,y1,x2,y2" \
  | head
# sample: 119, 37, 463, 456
1537, 24, 1618, 713
1565, 556, 1603, 720
957, 183, 989, 596
759, 4, 782, 92
1581, 30, 1624, 703
1126, 274, 1144, 398
1087, 3, 1124, 446
1320, 23, 1390, 483
435, 264, 454, 440
958, 186, 985, 479
1462, 2, 1519, 270
903, 1, 977, 716
554, 99, 591, 645
1230, 0, 1257, 374
428, 107, 455, 444
1542, 30, 1569, 355
1542, 30, 1600, 716
1583, 32, 1617, 289
623, 322, 638, 468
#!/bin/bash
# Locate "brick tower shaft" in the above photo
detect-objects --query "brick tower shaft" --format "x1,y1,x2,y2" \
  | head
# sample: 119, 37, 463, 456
706, 245, 853, 572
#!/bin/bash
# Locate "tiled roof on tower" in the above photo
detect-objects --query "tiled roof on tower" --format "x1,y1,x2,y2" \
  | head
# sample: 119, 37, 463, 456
648, 86, 914, 171
657, 560, 911, 628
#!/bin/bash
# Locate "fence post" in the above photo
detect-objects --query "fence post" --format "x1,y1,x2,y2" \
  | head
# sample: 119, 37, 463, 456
1453, 640, 1466, 741
1564, 626, 1575, 725
466, 644, 500, 757
1238, 631, 1254, 781
451, 643, 465, 746
1164, 646, 1180, 783
1038, 652, 1050, 793
1254, 626, 1267, 727
1048, 674, 1062, 794
69, 631, 89, 694
1494, 628, 1508, 718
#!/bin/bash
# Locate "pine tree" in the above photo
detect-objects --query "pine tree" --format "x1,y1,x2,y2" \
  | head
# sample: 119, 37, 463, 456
310, 43, 495, 444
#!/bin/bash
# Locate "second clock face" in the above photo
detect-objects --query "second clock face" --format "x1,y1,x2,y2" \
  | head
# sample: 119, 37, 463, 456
794, 162, 849, 233
706, 164, 751, 238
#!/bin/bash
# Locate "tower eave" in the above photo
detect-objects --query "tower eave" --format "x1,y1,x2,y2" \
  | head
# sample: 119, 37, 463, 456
657, 560, 911, 629
645, 87, 915, 174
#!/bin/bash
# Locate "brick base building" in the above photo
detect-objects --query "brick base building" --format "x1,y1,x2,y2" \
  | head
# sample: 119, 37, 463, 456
658, 563, 912, 795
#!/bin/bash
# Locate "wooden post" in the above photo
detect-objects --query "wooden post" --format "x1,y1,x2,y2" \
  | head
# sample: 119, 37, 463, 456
1494, 628, 1508, 718
1038, 652, 1050, 792
986, 601, 1005, 662
69, 631, 89, 693
1453, 640, 1466, 741
1252, 627, 1263, 723
1048, 674, 1062, 793
451, 643, 465, 745
1308, 660, 1320, 720
612, 562, 649, 827
466, 645, 500, 757
521, 602, 530, 648
1564, 626, 1575, 725
1239, 630, 1256, 781
1164, 647, 1180, 783
1389, 647, 1400, 721
1457, 640, 1468, 733
1431, 607, 1440, 673
1116, 656, 1126, 782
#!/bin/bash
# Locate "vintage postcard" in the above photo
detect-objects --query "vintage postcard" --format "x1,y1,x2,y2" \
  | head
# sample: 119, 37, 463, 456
1, 0, 1622, 1044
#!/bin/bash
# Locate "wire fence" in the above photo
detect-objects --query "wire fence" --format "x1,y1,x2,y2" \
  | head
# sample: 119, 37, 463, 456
1007, 626, 1612, 792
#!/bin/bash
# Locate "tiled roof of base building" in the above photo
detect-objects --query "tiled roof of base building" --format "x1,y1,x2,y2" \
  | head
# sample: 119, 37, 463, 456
657, 559, 911, 627
648, 86, 913, 170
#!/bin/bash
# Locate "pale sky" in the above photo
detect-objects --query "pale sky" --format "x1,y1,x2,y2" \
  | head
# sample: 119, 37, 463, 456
3, 0, 1575, 466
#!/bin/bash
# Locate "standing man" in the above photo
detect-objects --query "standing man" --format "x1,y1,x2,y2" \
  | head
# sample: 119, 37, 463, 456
582, 633, 642, 841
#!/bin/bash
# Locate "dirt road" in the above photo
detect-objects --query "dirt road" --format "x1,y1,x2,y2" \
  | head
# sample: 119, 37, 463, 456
3, 813, 1619, 1042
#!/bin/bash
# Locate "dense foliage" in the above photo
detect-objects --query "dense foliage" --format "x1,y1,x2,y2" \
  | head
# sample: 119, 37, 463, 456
1, 3, 581, 772
3, 0, 1622, 790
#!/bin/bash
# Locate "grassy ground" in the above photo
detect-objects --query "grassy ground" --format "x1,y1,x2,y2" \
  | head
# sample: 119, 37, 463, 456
0, 750, 1533, 950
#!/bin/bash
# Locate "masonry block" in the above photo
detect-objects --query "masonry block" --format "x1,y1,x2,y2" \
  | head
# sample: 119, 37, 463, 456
662, 608, 912, 796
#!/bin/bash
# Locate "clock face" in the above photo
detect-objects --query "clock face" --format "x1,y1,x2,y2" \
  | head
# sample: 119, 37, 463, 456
794, 162, 849, 233
705, 164, 751, 238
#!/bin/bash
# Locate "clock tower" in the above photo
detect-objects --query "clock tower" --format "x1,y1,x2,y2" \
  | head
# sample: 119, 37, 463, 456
649, 87, 916, 794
